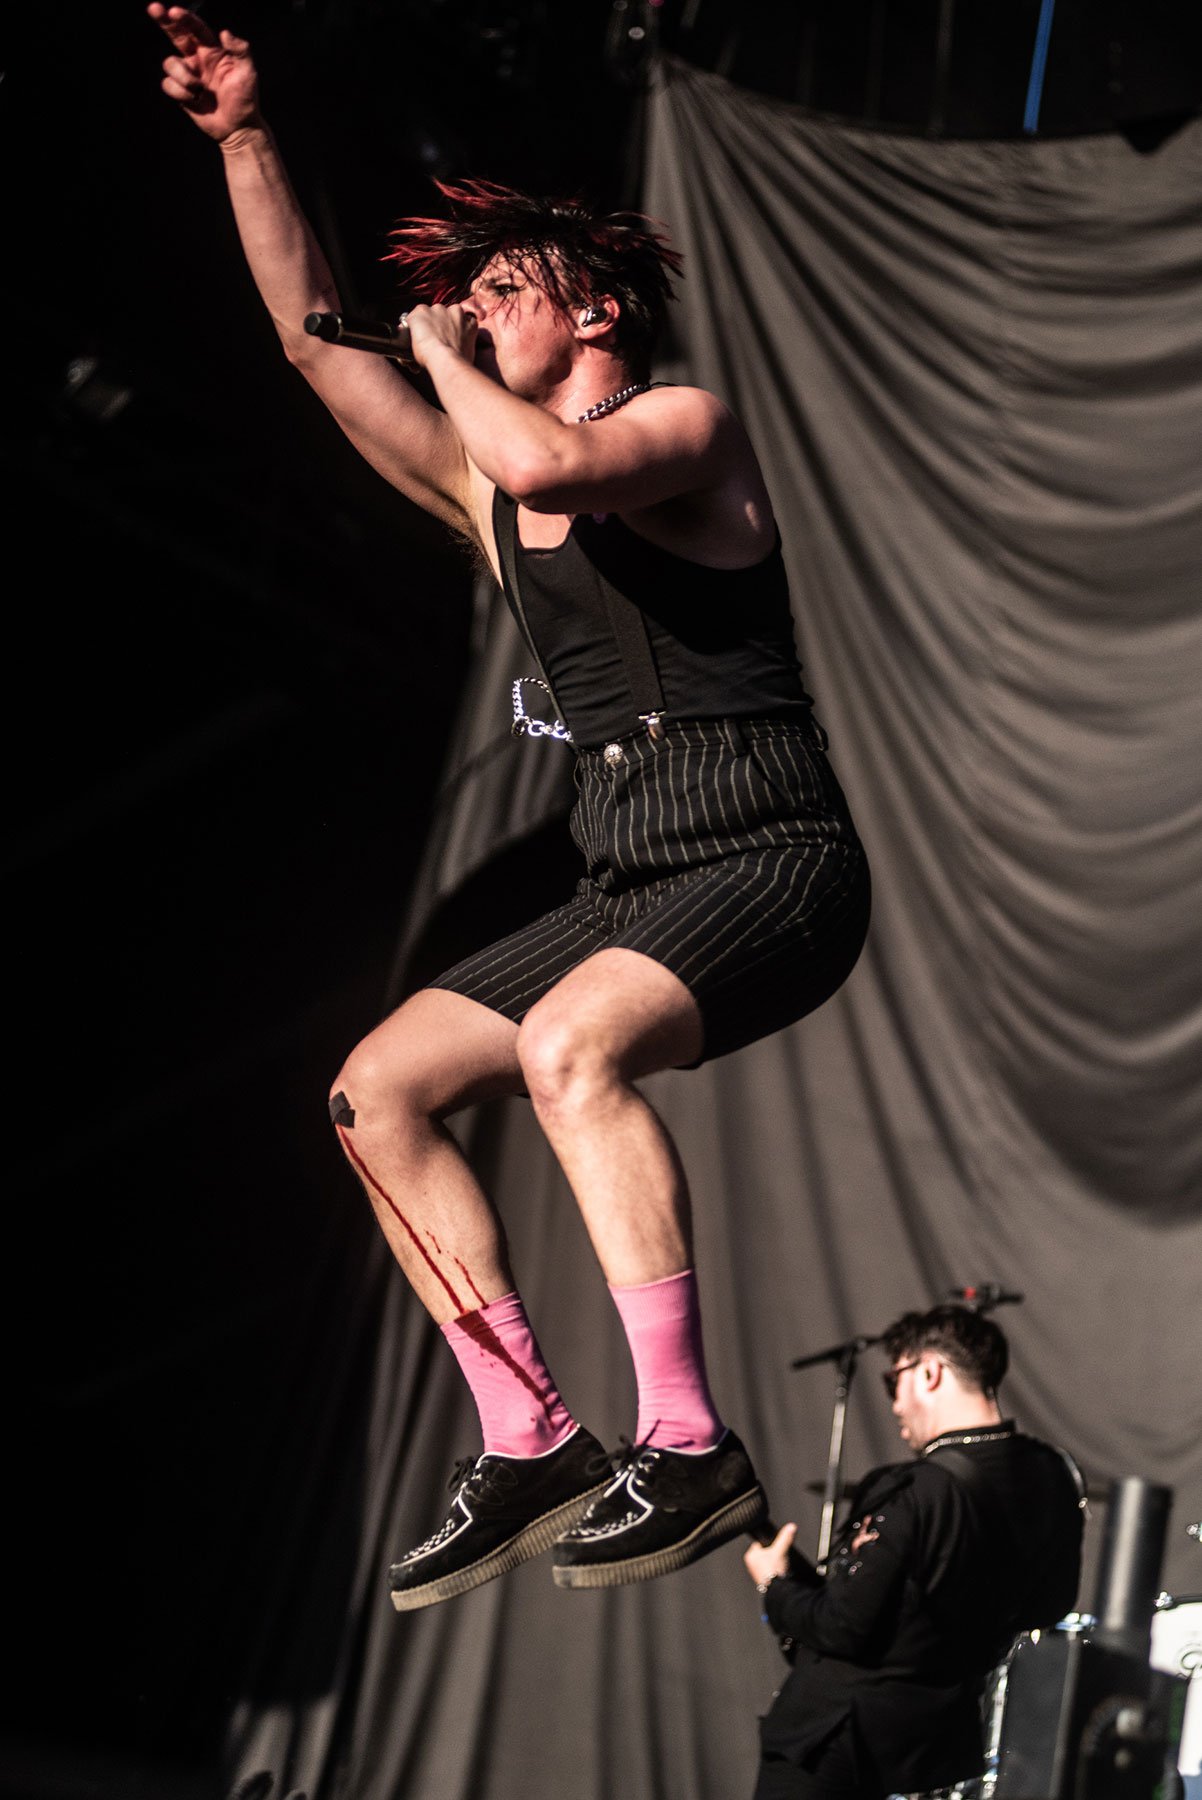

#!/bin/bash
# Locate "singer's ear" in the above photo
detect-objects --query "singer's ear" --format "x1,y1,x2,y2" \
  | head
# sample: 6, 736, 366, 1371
577, 296, 617, 334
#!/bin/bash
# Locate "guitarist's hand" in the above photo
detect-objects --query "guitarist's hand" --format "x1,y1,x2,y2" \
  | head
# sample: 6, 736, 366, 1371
744, 1522, 797, 1587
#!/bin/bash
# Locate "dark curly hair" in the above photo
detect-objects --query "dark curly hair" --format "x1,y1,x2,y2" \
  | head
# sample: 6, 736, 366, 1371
882, 1305, 1009, 1397
385, 179, 683, 374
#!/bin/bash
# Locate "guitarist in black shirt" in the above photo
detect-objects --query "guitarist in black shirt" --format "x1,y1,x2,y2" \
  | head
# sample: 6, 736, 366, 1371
744, 1306, 1085, 1800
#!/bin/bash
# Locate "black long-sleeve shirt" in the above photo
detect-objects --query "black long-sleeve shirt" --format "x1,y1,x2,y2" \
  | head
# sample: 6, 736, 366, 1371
760, 1423, 1084, 1793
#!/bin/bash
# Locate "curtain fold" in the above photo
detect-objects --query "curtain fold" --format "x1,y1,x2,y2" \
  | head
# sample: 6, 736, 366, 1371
228, 61, 1202, 1800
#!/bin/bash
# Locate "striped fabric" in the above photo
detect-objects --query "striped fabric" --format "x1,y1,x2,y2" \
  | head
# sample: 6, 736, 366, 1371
427, 715, 870, 1064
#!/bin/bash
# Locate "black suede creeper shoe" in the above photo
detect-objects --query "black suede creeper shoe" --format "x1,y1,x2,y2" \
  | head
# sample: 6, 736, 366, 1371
551, 1429, 767, 1589
389, 1426, 609, 1612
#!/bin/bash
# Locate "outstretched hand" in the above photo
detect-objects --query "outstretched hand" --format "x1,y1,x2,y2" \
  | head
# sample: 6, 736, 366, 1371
149, 4, 261, 141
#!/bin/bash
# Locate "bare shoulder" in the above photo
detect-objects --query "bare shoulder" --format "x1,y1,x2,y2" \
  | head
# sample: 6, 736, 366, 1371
621, 386, 775, 565
644, 382, 744, 440
641, 385, 765, 494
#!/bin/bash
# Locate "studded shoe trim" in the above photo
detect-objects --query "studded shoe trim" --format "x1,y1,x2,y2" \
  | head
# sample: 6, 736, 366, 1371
551, 1433, 768, 1590
553, 1485, 766, 1589
390, 1481, 606, 1612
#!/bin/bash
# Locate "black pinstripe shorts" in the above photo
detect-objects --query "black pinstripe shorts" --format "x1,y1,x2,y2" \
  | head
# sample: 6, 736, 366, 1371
427, 715, 870, 1064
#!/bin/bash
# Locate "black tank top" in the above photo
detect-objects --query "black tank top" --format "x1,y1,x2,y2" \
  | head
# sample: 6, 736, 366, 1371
494, 491, 812, 749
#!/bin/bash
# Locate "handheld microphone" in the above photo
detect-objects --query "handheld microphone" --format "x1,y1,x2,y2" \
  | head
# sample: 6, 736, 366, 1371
946, 1283, 1024, 1311
303, 311, 416, 366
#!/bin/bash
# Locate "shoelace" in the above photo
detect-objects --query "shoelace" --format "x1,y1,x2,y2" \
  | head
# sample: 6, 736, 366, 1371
599, 1435, 686, 1501
586, 1438, 633, 1482
400, 1455, 524, 1561
606, 1434, 653, 1475
446, 1454, 520, 1502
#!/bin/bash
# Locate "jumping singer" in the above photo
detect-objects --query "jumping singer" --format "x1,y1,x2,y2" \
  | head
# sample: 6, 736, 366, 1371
151, 3, 871, 1609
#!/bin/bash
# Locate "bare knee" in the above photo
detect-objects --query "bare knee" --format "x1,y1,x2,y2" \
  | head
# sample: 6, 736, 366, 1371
517, 1004, 620, 1121
328, 1026, 430, 1145
329, 989, 522, 1144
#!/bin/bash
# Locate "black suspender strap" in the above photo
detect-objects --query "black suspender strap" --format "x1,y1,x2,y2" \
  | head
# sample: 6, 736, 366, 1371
493, 489, 569, 728
602, 587, 667, 737
493, 490, 668, 741
610, 377, 670, 735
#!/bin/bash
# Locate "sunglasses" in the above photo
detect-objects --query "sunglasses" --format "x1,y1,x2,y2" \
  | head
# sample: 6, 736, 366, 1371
882, 1359, 922, 1400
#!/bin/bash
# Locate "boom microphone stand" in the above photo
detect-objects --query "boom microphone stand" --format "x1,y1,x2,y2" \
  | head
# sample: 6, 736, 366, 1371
791, 1330, 884, 1564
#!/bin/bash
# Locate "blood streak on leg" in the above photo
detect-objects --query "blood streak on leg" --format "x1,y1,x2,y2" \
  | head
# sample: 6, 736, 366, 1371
423, 1230, 484, 1303
421, 1232, 482, 1304
334, 1130, 550, 1415
336, 1126, 465, 1315
455, 1309, 557, 1422
454, 1259, 486, 1306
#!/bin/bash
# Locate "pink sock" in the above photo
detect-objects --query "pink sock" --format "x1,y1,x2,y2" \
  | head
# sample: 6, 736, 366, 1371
608, 1269, 725, 1451
441, 1291, 577, 1457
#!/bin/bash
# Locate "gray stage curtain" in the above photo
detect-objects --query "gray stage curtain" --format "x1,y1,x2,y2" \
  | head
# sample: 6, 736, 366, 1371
226, 60, 1202, 1800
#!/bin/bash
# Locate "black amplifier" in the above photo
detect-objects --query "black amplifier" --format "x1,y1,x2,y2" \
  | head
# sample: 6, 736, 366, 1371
992, 1629, 1188, 1800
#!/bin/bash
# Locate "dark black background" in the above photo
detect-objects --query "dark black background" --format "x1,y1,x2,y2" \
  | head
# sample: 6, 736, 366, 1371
4, 4, 635, 1794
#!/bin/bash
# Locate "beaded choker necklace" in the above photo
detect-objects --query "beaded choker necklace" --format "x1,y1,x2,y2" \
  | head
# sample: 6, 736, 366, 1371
576, 381, 650, 423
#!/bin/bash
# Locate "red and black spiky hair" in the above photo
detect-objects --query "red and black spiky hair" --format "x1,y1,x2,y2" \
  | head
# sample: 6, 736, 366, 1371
385, 179, 684, 372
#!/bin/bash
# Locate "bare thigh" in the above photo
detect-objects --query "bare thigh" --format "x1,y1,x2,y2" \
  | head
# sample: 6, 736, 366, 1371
518, 947, 704, 1083
333, 986, 525, 1120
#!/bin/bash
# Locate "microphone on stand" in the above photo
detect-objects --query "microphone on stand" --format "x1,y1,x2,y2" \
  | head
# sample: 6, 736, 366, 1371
946, 1283, 1024, 1312
303, 311, 417, 366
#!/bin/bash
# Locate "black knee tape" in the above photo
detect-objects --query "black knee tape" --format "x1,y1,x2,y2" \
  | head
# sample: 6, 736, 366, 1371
328, 1089, 355, 1128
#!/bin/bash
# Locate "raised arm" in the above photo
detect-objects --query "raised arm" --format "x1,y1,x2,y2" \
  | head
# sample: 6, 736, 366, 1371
420, 322, 739, 515
149, 5, 474, 536
397, 299, 775, 580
